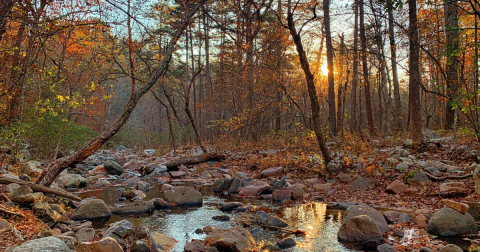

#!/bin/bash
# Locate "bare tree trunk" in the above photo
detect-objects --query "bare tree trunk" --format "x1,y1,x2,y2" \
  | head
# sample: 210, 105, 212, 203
444, 0, 459, 130
387, 1, 402, 131
36, 0, 207, 187
287, 0, 332, 164
359, 0, 375, 135
408, 0, 423, 144
350, 0, 359, 133
323, 0, 336, 136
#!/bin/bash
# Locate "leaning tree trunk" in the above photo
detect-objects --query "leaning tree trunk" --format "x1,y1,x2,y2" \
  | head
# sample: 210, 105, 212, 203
36, 0, 208, 187
324, 0, 336, 137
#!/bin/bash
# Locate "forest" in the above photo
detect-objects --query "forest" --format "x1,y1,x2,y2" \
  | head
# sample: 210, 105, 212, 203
1, 0, 480, 251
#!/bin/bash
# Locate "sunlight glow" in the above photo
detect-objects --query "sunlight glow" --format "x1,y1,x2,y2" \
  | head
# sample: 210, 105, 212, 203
321, 63, 329, 76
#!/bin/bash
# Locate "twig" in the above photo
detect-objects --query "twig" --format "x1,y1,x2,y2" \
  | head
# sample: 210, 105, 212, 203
0, 206, 25, 218
1, 193, 11, 202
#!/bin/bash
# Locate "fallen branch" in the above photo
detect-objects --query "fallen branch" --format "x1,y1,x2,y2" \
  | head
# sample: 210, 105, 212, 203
0, 205, 25, 218
0, 176, 81, 201
424, 172, 473, 181
163, 153, 227, 171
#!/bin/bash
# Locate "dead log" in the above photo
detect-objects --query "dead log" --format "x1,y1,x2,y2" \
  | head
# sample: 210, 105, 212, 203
163, 153, 227, 171
425, 172, 473, 181
0, 205, 25, 218
0, 176, 81, 201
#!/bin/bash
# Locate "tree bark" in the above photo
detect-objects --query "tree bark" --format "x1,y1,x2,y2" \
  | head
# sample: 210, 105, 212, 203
323, 0, 336, 136
387, 0, 402, 131
36, 0, 208, 187
350, 0, 359, 133
0, 177, 81, 201
444, 0, 459, 130
0, 0, 14, 43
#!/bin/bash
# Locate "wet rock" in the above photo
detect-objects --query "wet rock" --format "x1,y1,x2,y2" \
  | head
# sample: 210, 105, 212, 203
134, 225, 149, 239
327, 202, 360, 210
170, 171, 186, 178
75, 227, 95, 242
254, 211, 288, 227
77, 237, 123, 252
439, 182, 468, 195
160, 184, 173, 192
441, 199, 469, 214
12, 236, 70, 252
386, 180, 408, 194
56, 174, 86, 189
343, 204, 389, 233
103, 219, 133, 238
273, 189, 292, 201
33, 202, 61, 222
148, 232, 177, 252
219, 202, 243, 211
338, 215, 384, 249
104, 160, 123, 175
163, 186, 202, 206
212, 215, 230, 221
111, 201, 154, 214
405, 170, 431, 186
277, 238, 296, 249
397, 213, 412, 224
136, 181, 150, 193
204, 227, 256, 252
260, 167, 284, 178
70, 199, 111, 221
185, 240, 206, 252
439, 244, 463, 252
131, 240, 150, 252
238, 183, 269, 197
427, 207, 478, 236
121, 189, 146, 201
350, 177, 375, 191
377, 244, 396, 252
203, 226, 216, 234
213, 178, 233, 193
383, 211, 401, 224
54, 235, 78, 250
152, 198, 172, 209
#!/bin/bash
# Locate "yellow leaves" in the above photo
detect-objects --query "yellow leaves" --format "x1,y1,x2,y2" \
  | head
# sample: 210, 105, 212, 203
89, 82, 96, 92
57, 95, 65, 102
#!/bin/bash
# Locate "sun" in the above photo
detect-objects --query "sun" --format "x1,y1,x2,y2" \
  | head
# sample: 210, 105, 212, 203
320, 63, 329, 76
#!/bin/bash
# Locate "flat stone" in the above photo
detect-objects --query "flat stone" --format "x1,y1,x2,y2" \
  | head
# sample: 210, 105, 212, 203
405, 170, 431, 186
441, 199, 469, 214
152, 198, 172, 209
386, 180, 408, 194
313, 183, 331, 191
75, 228, 95, 242
204, 227, 256, 252
383, 211, 401, 224
170, 171, 187, 178
148, 232, 178, 252
377, 244, 396, 252
12, 237, 70, 252
103, 219, 133, 238
111, 201, 154, 214
350, 177, 375, 191
238, 183, 269, 197
272, 190, 292, 201
163, 186, 202, 206
76, 237, 123, 252
184, 240, 206, 252
254, 211, 288, 227
70, 199, 111, 221
260, 167, 284, 178
219, 202, 243, 211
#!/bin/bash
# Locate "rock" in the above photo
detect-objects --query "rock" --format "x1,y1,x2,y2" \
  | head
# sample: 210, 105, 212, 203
395, 163, 409, 171
392, 228, 404, 237
75, 228, 95, 242
467, 202, 480, 221
337, 215, 384, 249
170, 171, 186, 178
427, 207, 478, 236
131, 240, 150, 252
441, 199, 469, 214
273, 190, 292, 201
383, 211, 401, 224
343, 204, 389, 233
9, 185, 35, 204
70, 199, 111, 221
291, 186, 307, 200
33, 202, 61, 222
111, 201, 155, 214
89, 165, 108, 176
439, 244, 463, 252
19, 174, 30, 181
423, 128, 441, 139
143, 149, 157, 156
184, 240, 206, 252
238, 183, 269, 196
404, 139, 413, 148
0, 145, 12, 154
405, 187, 419, 195
212, 178, 233, 193
51, 204, 66, 215
121, 189, 146, 201
203, 226, 216, 234
43, 228, 61, 237
148, 232, 178, 252
212, 215, 230, 221
12, 236, 70, 252
204, 227, 256, 252
54, 235, 78, 250
405, 170, 431, 186
350, 177, 375, 191
228, 177, 241, 194
386, 180, 408, 194
152, 198, 172, 209
19, 161, 43, 177
72, 221, 93, 232
134, 225, 149, 239
312, 183, 331, 191
163, 186, 202, 206
337, 173, 352, 183
377, 244, 396, 252
425, 167, 442, 176
103, 219, 133, 238
415, 214, 427, 228
76, 237, 123, 252
326, 161, 341, 174
260, 167, 284, 178
439, 182, 468, 195
219, 202, 243, 211
56, 174, 86, 189
0, 218, 11, 230
254, 211, 288, 227
420, 248, 434, 252
7, 183, 20, 193
277, 238, 296, 249
397, 213, 412, 224
104, 160, 123, 175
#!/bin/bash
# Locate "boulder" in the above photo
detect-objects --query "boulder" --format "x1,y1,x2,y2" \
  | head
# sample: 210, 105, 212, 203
254, 211, 288, 227
54, 235, 78, 250
56, 174, 86, 189
441, 199, 469, 214
467, 202, 480, 221
184, 240, 206, 252
163, 186, 202, 206
350, 178, 375, 191
427, 207, 478, 236
33, 202, 61, 222
377, 244, 396, 252
405, 170, 431, 186
212, 178, 233, 193
103, 219, 133, 238
238, 183, 269, 196
104, 160, 123, 175
260, 167, 284, 178
9, 185, 36, 204
386, 180, 408, 194
337, 215, 384, 249
219, 202, 243, 212
12, 236, 70, 252
423, 128, 441, 139
77, 237, 123, 252
277, 238, 296, 249
131, 240, 150, 252
152, 198, 172, 209
273, 190, 292, 202
439, 244, 463, 252
228, 177, 241, 194
397, 213, 412, 224
111, 201, 154, 214
383, 211, 401, 224
70, 199, 111, 221
204, 227, 256, 252
343, 204, 389, 233
148, 232, 177, 252
75, 228, 95, 242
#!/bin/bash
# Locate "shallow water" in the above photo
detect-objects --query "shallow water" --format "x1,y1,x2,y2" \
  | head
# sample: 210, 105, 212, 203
79, 183, 359, 251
